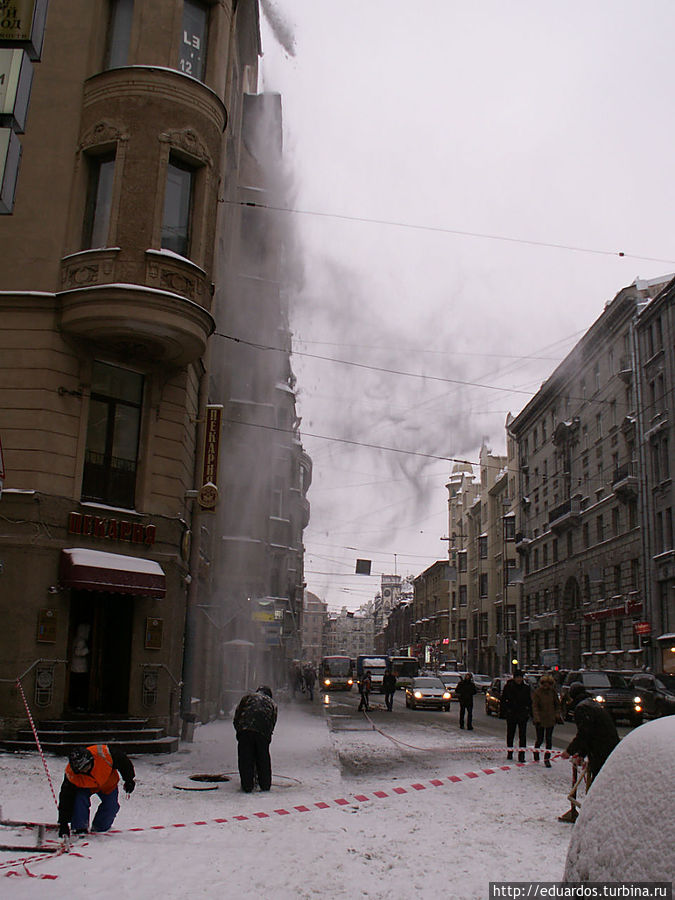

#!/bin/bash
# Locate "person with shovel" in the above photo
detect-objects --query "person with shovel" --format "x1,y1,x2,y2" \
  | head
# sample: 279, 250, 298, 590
558, 682, 620, 822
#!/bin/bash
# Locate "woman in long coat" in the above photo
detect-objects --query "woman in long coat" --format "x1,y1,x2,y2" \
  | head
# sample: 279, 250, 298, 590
532, 673, 562, 767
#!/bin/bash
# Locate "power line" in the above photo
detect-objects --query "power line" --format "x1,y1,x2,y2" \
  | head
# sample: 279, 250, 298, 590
227, 198, 675, 266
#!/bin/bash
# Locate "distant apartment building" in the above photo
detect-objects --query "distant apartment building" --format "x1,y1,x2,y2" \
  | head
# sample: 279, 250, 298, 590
508, 276, 672, 672
447, 463, 480, 667
410, 561, 450, 667
301, 591, 327, 666
324, 607, 375, 659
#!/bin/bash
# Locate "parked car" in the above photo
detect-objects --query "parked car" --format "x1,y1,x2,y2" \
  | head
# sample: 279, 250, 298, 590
438, 671, 463, 699
560, 670, 643, 726
484, 675, 512, 716
628, 672, 675, 718
405, 676, 452, 711
472, 674, 492, 693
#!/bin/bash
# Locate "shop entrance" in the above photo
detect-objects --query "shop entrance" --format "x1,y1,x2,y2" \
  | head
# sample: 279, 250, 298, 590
67, 590, 133, 714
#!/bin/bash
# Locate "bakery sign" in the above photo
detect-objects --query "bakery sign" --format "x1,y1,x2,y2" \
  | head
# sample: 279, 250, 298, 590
68, 511, 156, 546
199, 404, 222, 510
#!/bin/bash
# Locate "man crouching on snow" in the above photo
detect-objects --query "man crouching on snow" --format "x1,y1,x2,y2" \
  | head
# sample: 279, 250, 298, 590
58, 744, 135, 838
233, 685, 277, 792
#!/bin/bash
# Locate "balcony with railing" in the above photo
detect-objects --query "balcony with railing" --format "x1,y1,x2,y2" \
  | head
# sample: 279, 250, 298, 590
612, 461, 638, 501
548, 496, 581, 533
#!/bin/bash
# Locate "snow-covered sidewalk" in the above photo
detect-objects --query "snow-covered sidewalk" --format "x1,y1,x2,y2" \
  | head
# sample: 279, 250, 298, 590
0, 700, 574, 899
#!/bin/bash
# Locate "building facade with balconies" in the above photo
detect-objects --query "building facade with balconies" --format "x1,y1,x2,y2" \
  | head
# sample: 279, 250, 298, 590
508, 276, 671, 671
447, 463, 479, 667
0, 1, 266, 744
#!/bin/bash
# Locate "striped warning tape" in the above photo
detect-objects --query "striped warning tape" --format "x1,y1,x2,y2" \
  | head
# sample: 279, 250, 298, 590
94, 756, 559, 835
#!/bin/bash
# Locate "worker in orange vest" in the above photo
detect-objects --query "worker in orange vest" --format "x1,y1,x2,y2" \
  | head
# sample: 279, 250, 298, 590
57, 744, 135, 837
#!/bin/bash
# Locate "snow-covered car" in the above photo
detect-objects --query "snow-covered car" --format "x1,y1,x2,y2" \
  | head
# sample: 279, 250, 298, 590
405, 676, 452, 711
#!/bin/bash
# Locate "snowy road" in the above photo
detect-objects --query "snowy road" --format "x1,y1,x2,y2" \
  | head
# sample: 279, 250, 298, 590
0, 697, 587, 899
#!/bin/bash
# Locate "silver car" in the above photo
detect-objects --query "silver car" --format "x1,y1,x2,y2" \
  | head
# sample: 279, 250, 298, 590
405, 676, 452, 711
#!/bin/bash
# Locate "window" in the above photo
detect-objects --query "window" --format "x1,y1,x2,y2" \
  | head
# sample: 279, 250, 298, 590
161, 156, 194, 257
615, 620, 623, 649
612, 506, 620, 536
180, 0, 208, 81
479, 535, 488, 559
459, 585, 467, 607
503, 516, 515, 541
614, 564, 622, 593
105, 0, 133, 68
596, 515, 604, 543
458, 550, 467, 573
81, 361, 144, 508
82, 152, 116, 249
583, 522, 590, 548
479, 573, 488, 598
458, 619, 467, 639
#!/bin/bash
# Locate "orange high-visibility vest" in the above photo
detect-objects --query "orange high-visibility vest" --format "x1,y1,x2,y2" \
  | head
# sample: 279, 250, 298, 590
65, 744, 119, 794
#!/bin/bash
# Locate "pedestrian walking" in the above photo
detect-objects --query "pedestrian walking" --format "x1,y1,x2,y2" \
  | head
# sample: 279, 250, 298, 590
501, 670, 532, 762
57, 744, 135, 838
304, 664, 316, 701
455, 672, 477, 730
532, 673, 562, 767
358, 670, 372, 711
233, 685, 278, 792
382, 668, 397, 712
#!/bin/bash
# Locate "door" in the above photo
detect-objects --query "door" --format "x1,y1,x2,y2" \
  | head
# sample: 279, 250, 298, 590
68, 590, 133, 714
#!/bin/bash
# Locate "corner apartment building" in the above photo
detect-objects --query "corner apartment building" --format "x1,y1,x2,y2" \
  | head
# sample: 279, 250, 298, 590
301, 591, 326, 667
324, 607, 375, 659
447, 463, 479, 667
508, 276, 671, 672
410, 561, 450, 667
0, 1, 305, 744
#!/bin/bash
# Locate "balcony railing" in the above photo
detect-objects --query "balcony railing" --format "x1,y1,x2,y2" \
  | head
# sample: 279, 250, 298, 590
548, 496, 581, 533
612, 461, 638, 501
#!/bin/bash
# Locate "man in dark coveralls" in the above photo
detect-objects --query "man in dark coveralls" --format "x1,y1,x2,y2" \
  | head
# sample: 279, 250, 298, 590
233, 685, 278, 792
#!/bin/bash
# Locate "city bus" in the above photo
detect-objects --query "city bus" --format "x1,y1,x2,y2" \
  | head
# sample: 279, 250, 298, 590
320, 656, 354, 691
389, 656, 419, 689
356, 655, 390, 692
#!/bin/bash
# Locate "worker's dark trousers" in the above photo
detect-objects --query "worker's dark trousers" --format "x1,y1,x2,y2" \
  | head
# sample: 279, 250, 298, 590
237, 731, 272, 792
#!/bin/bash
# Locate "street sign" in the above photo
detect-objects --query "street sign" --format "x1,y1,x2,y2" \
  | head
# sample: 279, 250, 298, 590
0, 48, 33, 132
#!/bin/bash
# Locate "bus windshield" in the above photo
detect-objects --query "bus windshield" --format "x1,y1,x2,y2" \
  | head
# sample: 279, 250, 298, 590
322, 657, 351, 677
390, 657, 419, 678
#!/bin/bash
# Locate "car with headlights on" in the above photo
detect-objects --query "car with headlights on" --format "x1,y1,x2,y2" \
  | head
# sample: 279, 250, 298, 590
628, 672, 675, 718
560, 670, 643, 726
405, 676, 452, 711
484, 675, 512, 716
438, 671, 463, 699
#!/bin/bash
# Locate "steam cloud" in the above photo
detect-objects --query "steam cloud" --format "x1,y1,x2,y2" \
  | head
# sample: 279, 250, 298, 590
260, 0, 297, 58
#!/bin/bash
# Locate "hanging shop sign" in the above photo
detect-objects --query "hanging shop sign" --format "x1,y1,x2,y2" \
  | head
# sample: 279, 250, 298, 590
199, 404, 222, 510
67, 511, 157, 546
633, 621, 652, 635
0, 48, 32, 132
0, 0, 49, 61
0, 125, 20, 213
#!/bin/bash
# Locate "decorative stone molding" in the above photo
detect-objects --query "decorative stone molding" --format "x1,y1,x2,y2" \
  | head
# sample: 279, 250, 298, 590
159, 128, 212, 167
145, 250, 208, 310
78, 120, 128, 152
60, 249, 120, 289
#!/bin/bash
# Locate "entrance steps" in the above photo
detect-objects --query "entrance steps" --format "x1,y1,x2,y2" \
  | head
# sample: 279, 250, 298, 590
0, 717, 179, 755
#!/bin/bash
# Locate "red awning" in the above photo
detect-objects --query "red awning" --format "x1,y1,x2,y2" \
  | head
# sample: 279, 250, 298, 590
60, 548, 166, 598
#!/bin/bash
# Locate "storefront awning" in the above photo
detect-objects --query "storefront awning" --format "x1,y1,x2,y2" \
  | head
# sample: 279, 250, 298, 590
60, 548, 166, 598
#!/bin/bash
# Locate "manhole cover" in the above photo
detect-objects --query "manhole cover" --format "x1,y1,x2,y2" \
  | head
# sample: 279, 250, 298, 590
189, 774, 230, 783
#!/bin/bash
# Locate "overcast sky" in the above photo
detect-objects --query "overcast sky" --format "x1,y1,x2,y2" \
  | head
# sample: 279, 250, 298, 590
258, 1, 675, 614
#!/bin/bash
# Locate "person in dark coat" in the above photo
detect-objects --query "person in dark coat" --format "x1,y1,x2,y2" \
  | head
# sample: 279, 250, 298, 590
558, 682, 620, 822
382, 668, 397, 712
233, 685, 278, 792
561, 683, 620, 778
532, 673, 562, 766
500, 670, 532, 762
57, 744, 135, 837
358, 670, 372, 711
304, 665, 316, 701
455, 672, 477, 730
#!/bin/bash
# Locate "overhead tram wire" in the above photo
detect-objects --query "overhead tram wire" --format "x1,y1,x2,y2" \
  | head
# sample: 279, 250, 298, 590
214, 331, 623, 410
225, 198, 675, 267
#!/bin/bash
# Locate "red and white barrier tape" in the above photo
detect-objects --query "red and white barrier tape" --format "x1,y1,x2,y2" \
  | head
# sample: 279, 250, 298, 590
15, 677, 58, 809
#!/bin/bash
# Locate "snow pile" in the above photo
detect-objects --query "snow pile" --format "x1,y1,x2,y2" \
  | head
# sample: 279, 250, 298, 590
564, 716, 675, 882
